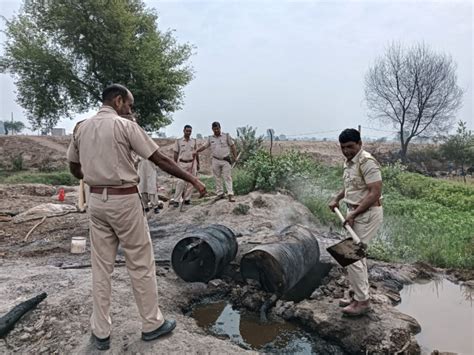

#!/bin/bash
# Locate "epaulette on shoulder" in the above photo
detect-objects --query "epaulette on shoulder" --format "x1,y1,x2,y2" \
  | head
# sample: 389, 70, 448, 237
359, 151, 379, 166
73, 119, 86, 137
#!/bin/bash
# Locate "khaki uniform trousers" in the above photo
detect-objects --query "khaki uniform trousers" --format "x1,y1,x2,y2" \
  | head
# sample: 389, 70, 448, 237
88, 191, 164, 338
212, 158, 233, 196
346, 206, 383, 302
173, 161, 196, 202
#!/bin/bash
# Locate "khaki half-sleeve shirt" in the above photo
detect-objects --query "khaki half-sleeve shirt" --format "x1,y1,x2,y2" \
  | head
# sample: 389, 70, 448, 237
206, 133, 234, 159
173, 137, 196, 161
343, 149, 382, 205
67, 105, 159, 187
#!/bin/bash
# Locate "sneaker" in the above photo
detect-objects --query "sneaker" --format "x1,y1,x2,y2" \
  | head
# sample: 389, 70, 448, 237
228, 194, 235, 202
184, 200, 191, 205
342, 300, 370, 316
338, 290, 355, 307
153, 207, 160, 214
91, 334, 110, 351
142, 319, 177, 341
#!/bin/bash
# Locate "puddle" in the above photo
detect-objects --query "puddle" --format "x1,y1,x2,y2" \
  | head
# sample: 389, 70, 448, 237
190, 300, 344, 354
397, 278, 473, 355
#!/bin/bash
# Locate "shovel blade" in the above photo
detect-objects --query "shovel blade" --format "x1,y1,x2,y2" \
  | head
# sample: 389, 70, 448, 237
326, 238, 367, 267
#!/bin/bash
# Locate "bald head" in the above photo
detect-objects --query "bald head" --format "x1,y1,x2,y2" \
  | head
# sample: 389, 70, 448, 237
102, 84, 134, 116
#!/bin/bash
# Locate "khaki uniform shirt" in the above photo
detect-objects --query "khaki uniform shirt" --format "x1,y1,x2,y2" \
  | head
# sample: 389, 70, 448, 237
67, 105, 159, 187
173, 137, 197, 162
343, 149, 382, 205
203, 133, 234, 159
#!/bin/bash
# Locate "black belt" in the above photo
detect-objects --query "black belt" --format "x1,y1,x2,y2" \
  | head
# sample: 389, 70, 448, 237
179, 159, 194, 163
90, 186, 138, 195
212, 156, 231, 162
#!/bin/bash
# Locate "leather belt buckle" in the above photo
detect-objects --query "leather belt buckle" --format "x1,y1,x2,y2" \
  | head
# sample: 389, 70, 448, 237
90, 186, 138, 195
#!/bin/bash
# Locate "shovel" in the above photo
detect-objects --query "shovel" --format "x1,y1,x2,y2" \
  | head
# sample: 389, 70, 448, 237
326, 207, 367, 267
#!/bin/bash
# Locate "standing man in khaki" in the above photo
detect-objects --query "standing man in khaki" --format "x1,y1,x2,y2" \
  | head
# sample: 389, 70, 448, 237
67, 84, 206, 350
329, 128, 383, 316
196, 121, 238, 202
170, 125, 199, 207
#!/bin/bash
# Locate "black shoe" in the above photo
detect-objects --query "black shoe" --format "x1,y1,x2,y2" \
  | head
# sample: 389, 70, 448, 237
184, 200, 191, 205
144, 207, 150, 213
141, 319, 177, 342
91, 334, 110, 351
153, 207, 160, 214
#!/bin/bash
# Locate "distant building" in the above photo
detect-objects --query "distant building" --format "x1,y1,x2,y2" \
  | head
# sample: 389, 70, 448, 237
51, 128, 66, 136
0, 121, 5, 135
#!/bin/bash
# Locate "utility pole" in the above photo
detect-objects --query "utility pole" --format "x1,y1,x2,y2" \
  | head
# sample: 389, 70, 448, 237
358, 125, 361, 135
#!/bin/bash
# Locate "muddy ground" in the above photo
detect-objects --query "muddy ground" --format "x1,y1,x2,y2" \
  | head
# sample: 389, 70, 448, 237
1, 183, 473, 354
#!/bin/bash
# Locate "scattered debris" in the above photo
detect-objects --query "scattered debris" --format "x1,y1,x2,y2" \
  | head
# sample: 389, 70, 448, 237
13, 203, 78, 223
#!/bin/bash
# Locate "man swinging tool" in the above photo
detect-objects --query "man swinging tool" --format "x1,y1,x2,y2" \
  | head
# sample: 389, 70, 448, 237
328, 128, 383, 316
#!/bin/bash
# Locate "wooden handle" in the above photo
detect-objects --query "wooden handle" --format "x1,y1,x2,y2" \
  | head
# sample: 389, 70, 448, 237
334, 207, 361, 244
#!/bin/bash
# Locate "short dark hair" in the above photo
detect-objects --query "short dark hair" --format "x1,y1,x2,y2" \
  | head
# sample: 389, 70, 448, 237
339, 128, 361, 143
184, 124, 192, 130
101, 84, 129, 103
212, 121, 220, 128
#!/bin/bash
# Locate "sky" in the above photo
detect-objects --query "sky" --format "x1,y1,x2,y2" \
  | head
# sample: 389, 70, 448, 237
0, 0, 472, 140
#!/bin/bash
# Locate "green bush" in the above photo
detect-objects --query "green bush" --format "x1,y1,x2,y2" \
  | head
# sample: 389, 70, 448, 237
1, 170, 79, 185
11, 153, 24, 171
232, 168, 255, 195
243, 150, 315, 191
199, 175, 216, 194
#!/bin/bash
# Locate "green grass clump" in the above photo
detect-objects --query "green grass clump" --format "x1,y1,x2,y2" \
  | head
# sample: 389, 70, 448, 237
0, 169, 79, 186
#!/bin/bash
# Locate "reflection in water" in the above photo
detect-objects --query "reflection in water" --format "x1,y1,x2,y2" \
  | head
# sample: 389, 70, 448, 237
191, 301, 315, 353
397, 279, 473, 355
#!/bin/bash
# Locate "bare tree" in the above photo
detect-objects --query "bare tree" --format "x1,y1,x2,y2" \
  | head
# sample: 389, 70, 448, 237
365, 42, 463, 161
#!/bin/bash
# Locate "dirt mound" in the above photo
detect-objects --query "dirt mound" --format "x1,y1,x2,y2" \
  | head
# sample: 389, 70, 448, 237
0, 184, 57, 197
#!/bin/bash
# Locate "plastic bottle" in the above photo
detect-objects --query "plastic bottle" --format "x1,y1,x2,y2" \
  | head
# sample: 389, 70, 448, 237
58, 188, 65, 202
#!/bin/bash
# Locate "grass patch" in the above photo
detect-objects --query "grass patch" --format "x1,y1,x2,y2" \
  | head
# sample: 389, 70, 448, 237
0, 169, 79, 186
199, 175, 216, 195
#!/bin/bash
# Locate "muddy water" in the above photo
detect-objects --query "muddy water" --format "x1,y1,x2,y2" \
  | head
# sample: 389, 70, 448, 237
191, 300, 342, 354
397, 279, 473, 355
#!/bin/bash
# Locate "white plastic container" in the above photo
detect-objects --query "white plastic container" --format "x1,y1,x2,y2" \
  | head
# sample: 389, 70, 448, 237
71, 237, 86, 254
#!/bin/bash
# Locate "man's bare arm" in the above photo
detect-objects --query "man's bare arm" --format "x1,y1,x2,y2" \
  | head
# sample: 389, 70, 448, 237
69, 162, 84, 180
196, 144, 208, 153
351, 181, 382, 217
343, 181, 382, 227
329, 189, 345, 211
